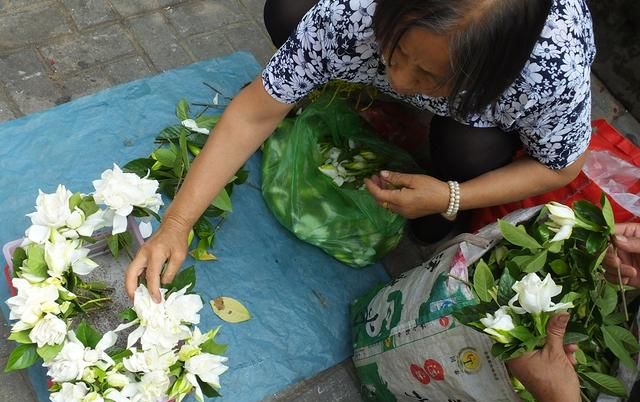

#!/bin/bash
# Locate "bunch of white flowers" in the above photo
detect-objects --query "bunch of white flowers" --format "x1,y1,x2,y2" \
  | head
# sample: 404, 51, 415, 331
317, 140, 381, 188
43, 284, 228, 402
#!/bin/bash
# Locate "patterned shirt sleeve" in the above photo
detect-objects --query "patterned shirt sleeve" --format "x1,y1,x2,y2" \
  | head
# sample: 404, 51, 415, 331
509, 0, 595, 170
262, 0, 338, 104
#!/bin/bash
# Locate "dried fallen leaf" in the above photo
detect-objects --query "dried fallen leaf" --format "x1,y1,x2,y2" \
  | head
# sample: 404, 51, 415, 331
210, 297, 251, 323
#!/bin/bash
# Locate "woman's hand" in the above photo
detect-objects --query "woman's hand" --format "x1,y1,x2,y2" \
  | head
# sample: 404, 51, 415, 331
363, 170, 450, 218
507, 313, 581, 402
125, 216, 190, 302
124, 77, 293, 302
604, 222, 640, 288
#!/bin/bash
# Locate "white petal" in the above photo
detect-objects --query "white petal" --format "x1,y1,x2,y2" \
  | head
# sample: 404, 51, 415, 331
96, 331, 118, 352
550, 225, 572, 242
111, 214, 128, 235
126, 326, 144, 349
25, 225, 50, 244
72, 257, 98, 275
138, 221, 153, 238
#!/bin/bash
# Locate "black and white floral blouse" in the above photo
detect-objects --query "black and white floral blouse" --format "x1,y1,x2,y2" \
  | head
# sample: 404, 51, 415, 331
262, 0, 596, 170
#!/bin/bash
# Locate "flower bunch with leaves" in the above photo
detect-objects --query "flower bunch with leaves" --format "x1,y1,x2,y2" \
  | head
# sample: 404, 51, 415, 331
454, 196, 639, 401
317, 140, 386, 188
123, 93, 248, 261
6, 168, 162, 369
44, 275, 228, 402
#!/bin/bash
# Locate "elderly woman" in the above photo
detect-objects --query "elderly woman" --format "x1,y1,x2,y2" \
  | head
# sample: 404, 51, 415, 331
126, 0, 595, 302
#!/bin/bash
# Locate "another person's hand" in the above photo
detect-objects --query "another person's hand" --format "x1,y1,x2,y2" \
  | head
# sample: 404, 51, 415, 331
604, 222, 640, 288
507, 313, 580, 402
364, 170, 450, 218
125, 216, 190, 302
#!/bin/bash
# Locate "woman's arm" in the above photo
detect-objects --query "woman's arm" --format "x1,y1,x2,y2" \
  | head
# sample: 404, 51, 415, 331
125, 77, 293, 301
365, 153, 587, 219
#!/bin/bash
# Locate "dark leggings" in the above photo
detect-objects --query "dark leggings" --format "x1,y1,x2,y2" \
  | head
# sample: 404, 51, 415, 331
263, 0, 521, 243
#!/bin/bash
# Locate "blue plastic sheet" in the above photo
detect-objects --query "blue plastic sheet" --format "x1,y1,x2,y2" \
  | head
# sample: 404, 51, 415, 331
0, 52, 389, 402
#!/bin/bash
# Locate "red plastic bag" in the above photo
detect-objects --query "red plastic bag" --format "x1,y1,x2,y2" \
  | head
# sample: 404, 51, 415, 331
470, 119, 640, 231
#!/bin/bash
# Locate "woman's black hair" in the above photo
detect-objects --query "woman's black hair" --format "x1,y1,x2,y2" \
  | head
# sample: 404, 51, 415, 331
373, 0, 553, 118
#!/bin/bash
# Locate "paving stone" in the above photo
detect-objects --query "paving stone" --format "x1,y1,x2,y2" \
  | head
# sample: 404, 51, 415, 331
108, 0, 160, 17
0, 315, 11, 358
0, 90, 16, 122
0, 3, 72, 49
0, 368, 37, 402
62, 0, 117, 30
165, 0, 246, 37
7, 0, 49, 8
104, 56, 154, 85
224, 22, 275, 66
185, 31, 234, 62
60, 68, 113, 100
239, 0, 267, 23
0, 49, 62, 114
40, 24, 136, 74
264, 360, 364, 402
612, 112, 640, 147
128, 12, 193, 71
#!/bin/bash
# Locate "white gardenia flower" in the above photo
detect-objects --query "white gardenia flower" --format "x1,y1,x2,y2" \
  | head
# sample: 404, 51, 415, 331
92, 164, 163, 235
185, 353, 229, 401
181, 119, 210, 134
82, 392, 104, 402
318, 164, 345, 187
45, 331, 116, 383
546, 202, 577, 242
126, 285, 202, 351
480, 306, 515, 344
106, 371, 130, 388
508, 273, 574, 315
6, 278, 60, 330
50, 382, 89, 402
121, 370, 170, 402
27, 185, 73, 229
44, 239, 98, 277
123, 347, 178, 374
28, 313, 67, 347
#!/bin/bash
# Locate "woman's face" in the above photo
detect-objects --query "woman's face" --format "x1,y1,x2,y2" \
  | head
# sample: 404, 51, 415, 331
383, 28, 453, 98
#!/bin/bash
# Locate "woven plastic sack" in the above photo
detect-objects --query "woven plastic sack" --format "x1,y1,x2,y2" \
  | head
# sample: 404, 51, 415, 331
351, 206, 639, 402
261, 96, 419, 267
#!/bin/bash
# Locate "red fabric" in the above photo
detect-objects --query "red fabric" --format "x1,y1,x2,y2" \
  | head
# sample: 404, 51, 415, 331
4, 264, 16, 297
470, 119, 640, 231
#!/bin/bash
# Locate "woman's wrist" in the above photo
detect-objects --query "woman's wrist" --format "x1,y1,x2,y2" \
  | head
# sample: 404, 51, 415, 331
440, 180, 460, 220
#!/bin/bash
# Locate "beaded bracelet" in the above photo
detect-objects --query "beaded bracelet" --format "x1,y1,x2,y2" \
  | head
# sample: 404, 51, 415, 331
442, 180, 460, 220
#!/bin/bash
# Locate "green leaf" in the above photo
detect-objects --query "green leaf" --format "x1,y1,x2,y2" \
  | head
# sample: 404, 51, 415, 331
522, 250, 548, 273
176, 99, 190, 121
496, 269, 516, 306
549, 259, 570, 276
108, 348, 133, 362
212, 189, 232, 212
20, 245, 47, 280
156, 124, 183, 142
11, 247, 27, 273
123, 158, 155, 178
68, 192, 82, 210
195, 114, 220, 130
165, 266, 196, 293
234, 167, 249, 185
152, 147, 178, 168
473, 259, 495, 303
604, 325, 640, 353
573, 200, 606, 230
574, 349, 587, 365
5, 344, 38, 372
8, 330, 32, 344
179, 128, 191, 172
37, 343, 64, 362
452, 304, 494, 326
75, 322, 101, 349
560, 291, 580, 304
498, 220, 541, 250
580, 372, 627, 397
602, 326, 636, 369
586, 232, 608, 255
600, 193, 616, 235
78, 196, 99, 217
563, 331, 589, 344
193, 216, 214, 240
511, 326, 534, 342
596, 285, 618, 317
120, 307, 137, 322
106, 235, 119, 258
200, 338, 228, 356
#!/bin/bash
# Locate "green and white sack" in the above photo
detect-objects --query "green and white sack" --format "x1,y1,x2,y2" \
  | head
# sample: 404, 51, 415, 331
351, 206, 640, 402
351, 207, 536, 402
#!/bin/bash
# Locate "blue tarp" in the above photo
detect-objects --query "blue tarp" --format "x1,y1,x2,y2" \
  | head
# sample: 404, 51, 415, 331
0, 52, 389, 402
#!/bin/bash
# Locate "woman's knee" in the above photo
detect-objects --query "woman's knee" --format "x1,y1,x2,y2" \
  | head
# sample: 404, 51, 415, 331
429, 116, 520, 182
263, 0, 318, 48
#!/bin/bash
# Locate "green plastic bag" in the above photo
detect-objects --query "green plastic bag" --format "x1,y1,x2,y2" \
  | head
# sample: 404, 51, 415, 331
261, 96, 420, 267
